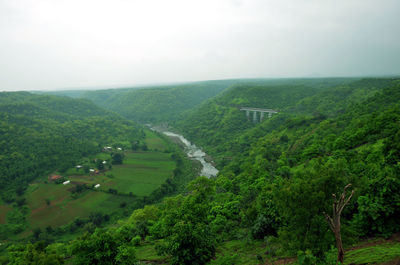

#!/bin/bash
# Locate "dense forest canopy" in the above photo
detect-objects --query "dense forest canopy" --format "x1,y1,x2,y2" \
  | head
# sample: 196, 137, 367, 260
168, 77, 400, 261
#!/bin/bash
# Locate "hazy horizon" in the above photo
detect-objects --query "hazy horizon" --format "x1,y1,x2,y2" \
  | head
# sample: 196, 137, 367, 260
1, 0, 400, 91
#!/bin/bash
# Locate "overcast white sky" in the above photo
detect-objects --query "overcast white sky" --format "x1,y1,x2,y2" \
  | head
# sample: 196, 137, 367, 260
0, 0, 399, 91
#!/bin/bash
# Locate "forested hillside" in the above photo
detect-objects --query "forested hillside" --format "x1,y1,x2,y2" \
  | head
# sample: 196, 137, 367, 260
0, 92, 144, 202
175, 78, 361, 164
2, 78, 400, 264
156, 77, 399, 262
128, 77, 399, 264
77, 80, 240, 123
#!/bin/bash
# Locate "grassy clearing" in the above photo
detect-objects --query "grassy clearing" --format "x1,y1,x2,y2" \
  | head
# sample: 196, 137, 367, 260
136, 242, 167, 263
345, 242, 400, 265
25, 182, 136, 229
109, 152, 175, 196
96, 153, 112, 161
134, 239, 287, 265
145, 130, 169, 151
3, 131, 177, 234
24, 147, 175, 228
210, 240, 283, 265
65, 151, 175, 196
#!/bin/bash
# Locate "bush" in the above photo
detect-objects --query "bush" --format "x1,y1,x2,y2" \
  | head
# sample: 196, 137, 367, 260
131, 235, 141, 246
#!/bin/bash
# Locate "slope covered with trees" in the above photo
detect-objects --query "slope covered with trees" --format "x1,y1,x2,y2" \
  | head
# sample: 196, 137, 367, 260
160, 77, 399, 262
78, 80, 240, 123
134, 77, 399, 263
0, 92, 144, 202
174, 78, 361, 165
2, 78, 400, 264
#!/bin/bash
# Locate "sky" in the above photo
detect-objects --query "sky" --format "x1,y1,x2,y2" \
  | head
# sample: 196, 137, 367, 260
0, 0, 399, 91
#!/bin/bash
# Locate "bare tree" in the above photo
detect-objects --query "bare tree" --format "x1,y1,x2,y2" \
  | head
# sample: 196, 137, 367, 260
324, 184, 354, 263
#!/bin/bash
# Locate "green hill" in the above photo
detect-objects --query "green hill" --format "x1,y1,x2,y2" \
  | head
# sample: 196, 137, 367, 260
0, 92, 144, 202
1, 78, 399, 264
78, 80, 240, 123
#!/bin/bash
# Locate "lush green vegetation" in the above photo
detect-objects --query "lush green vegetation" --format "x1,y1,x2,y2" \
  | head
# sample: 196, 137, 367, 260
1, 78, 400, 264
345, 242, 400, 265
0, 92, 144, 201
0, 92, 198, 259
76, 80, 240, 123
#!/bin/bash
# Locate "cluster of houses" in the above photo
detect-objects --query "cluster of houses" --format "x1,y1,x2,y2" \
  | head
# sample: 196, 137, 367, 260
76, 161, 107, 175
47, 145, 122, 191
48, 175, 71, 185
49, 174, 101, 189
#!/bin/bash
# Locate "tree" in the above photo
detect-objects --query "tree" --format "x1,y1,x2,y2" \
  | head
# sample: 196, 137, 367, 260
7, 242, 64, 265
96, 159, 104, 170
112, 153, 123, 165
155, 177, 216, 265
71, 229, 136, 265
323, 184, 354, 263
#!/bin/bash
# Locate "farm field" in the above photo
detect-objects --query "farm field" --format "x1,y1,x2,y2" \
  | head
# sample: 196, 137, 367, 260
18, 148, 176, 229
69, 151, 175, 196
26, 183, 129, 228
144, 130, 170, 151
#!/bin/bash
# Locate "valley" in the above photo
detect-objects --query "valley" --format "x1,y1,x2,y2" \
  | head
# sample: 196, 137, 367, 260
1, 77, 400, 264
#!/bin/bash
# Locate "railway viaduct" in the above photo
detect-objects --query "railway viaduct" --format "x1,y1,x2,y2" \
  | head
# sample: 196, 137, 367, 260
240, 107, 278, 122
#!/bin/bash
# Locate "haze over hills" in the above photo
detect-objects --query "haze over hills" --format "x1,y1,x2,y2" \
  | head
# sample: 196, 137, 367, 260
1, 0, 400, 263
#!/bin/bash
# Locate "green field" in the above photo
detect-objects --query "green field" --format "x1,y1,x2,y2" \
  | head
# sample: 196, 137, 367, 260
68, 151, 175, 196
110, 152, 175, 195
17, 145, 175, 229
25, 183, 133, 228
0, 127, 177, 232
145, 130, 169, 151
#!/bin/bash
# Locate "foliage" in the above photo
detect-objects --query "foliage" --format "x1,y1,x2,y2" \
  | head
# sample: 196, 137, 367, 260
7, 241, 64, 265
112, 153, 124, 165
0, 92, 144, 201
71, 228, 136, 265
79, 80, 239, 123
2, 77, 400, 264
154, 177, 216, 265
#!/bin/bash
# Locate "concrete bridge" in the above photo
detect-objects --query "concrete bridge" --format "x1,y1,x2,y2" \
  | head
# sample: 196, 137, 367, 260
240, 107, 278, 122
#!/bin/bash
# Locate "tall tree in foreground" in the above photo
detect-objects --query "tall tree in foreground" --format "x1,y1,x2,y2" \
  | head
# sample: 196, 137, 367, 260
324, 184, 354, 263
154, 177, 216, 265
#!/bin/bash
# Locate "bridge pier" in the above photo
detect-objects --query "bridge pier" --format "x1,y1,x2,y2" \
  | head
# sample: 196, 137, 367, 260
239, 107, 278, 123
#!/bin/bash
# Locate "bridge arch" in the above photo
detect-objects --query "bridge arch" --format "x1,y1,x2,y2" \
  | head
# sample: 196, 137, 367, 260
240, 107, 278, 122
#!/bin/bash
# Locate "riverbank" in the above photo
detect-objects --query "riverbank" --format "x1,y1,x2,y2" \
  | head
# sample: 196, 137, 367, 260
150, 126, 219, 178
163, 131, 219, 178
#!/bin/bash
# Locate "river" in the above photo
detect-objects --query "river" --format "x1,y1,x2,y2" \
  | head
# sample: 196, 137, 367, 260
162, 131, 219, 178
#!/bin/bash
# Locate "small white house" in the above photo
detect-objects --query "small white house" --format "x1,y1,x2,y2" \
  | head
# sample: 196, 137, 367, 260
76, 165, 82, 169
117, 147, 122, 151
90, 169, 95, 172
63, 180, 70, 185
94, 184, 100, 189
102, 160, 107, 164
